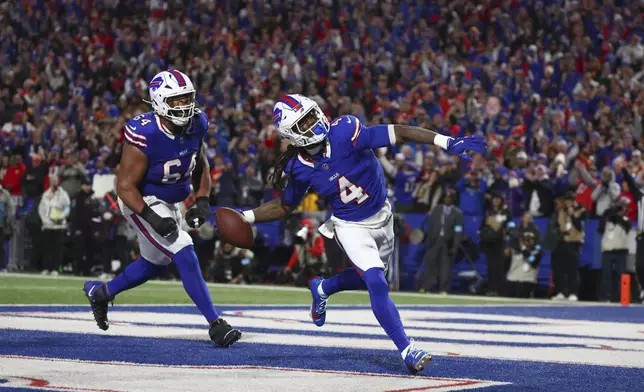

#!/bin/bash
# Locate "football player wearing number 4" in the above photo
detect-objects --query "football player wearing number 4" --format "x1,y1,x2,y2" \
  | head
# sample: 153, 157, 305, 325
233, 94, 486, 374
82, 70, 241, 347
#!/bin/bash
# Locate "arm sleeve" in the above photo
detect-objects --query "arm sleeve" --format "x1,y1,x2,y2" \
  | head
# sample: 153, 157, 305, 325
340, 116, 396, 151
280, 175, 310, 209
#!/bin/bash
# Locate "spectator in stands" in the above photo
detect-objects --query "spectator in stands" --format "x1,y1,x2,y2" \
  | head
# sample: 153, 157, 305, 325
100, 183, 130, 277
60, 153, 88, 200
569, 158, 598, 214
2, 155, 25, 197
282, 218, 327, 287
417, 190, 463, 294
621, 163, 644, 304
214, 158, 238, 207
381, 153, 419, 213
592, 167, 621, 217
414, 170, 442, 213
238, 165, 263, 208
479, 193, 512, 296
506, 231, 542, 298
455, 170, 487, 217
0, 183, 15, 273
598, 199, 631, 302
523, 164, 554, 217
21, 153, 47, 201
71, 177, 101, 276
552, 193, 586, 301
513, 212, 540, 247
37, 174, 71, 276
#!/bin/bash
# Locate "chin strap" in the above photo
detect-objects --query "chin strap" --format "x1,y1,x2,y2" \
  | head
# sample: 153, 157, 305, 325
305, 140, 325, 155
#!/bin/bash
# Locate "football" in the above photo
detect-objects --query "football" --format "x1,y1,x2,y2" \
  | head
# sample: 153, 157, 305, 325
215, 207, 254, 249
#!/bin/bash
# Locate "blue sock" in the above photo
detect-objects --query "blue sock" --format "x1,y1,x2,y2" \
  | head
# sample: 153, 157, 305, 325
106, 257, 166, 298
321, 268, 366, 296
173, 246, 219, 323
362, 267, 410, 353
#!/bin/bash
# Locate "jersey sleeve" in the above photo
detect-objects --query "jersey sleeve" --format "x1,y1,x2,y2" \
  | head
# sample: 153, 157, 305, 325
280, 172, 310, 208
122, 120, 150, 155
334, 115, 396, 151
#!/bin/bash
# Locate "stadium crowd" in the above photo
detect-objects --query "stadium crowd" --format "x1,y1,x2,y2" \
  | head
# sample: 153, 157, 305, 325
0, 0, 643, 302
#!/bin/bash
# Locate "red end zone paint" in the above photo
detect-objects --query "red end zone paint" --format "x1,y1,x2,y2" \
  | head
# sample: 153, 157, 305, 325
9, 376, 121, 392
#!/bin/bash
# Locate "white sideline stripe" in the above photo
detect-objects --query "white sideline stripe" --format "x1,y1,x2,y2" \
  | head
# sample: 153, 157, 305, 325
0, 273, 611, 305
1, 314, 643, 368
0, 355, 510, 391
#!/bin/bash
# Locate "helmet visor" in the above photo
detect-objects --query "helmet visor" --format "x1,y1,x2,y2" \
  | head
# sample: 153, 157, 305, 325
292, 107, 326, 139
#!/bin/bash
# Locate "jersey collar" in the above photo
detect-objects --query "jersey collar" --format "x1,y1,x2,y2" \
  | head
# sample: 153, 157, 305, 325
154, 114, 175, 140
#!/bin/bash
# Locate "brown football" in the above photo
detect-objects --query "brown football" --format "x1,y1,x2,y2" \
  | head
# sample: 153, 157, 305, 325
215, 207, 254, 249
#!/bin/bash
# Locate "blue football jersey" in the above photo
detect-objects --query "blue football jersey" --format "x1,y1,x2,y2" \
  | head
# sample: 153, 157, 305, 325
122, 110, 208, 204
281, 115, 395, 222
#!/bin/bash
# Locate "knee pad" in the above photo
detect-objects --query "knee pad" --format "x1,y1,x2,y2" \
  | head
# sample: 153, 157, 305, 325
362, 267, 389, 296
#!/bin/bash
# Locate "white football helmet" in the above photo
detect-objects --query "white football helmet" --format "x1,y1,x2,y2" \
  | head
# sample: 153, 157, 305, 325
148, 70, 196, 127
272, 94, 329, 147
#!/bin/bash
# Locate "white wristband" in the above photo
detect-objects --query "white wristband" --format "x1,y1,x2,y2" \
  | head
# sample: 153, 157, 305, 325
433, 134, 452, 150
242, 210, 256, 223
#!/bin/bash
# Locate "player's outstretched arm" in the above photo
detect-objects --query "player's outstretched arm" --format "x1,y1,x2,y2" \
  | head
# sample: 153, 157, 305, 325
242, 197, 294, 224
392, 125, 487, 161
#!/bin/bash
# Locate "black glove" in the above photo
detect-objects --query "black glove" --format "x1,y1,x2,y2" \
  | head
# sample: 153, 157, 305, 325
185, 196, 210, 229
140, 204, 177, 238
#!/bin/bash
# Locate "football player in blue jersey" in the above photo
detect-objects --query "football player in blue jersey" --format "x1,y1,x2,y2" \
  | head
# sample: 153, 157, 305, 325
235, 94, 486, 374
82, 70, 241, 347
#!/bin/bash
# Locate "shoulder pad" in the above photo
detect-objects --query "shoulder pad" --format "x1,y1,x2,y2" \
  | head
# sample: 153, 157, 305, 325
196, 109, 208, 128
329, 115, 361, 143
126, 112, 158, 135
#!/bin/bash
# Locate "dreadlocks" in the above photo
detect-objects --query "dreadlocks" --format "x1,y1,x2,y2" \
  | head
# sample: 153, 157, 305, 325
269, 144, 314, 191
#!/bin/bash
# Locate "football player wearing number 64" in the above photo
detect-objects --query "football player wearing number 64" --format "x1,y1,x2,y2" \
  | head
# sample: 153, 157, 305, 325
82, 70, 241, 348
231, 94, 487, 374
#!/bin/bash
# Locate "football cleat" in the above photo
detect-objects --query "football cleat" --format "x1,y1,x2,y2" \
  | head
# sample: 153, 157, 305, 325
83, 281, 112, 331
403, 340, 432, 375
308, 277, 328, 327
209, 318, 242, 347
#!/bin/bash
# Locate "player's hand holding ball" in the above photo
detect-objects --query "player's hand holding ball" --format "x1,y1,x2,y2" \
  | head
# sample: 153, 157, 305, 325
186, 197, 211, 229
140, 204, 178, 238
214, 207, 254, 249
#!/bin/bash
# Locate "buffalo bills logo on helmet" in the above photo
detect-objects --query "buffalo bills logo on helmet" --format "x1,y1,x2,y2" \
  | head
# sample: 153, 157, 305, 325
149, 76, 163, 92
273, 107, 283, 127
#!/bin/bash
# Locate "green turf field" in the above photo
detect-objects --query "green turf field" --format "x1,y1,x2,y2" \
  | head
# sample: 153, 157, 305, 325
0, 274, 537, 305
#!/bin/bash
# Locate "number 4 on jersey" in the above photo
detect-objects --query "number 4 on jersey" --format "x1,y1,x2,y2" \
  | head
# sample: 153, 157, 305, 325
338, 176, 369, 205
